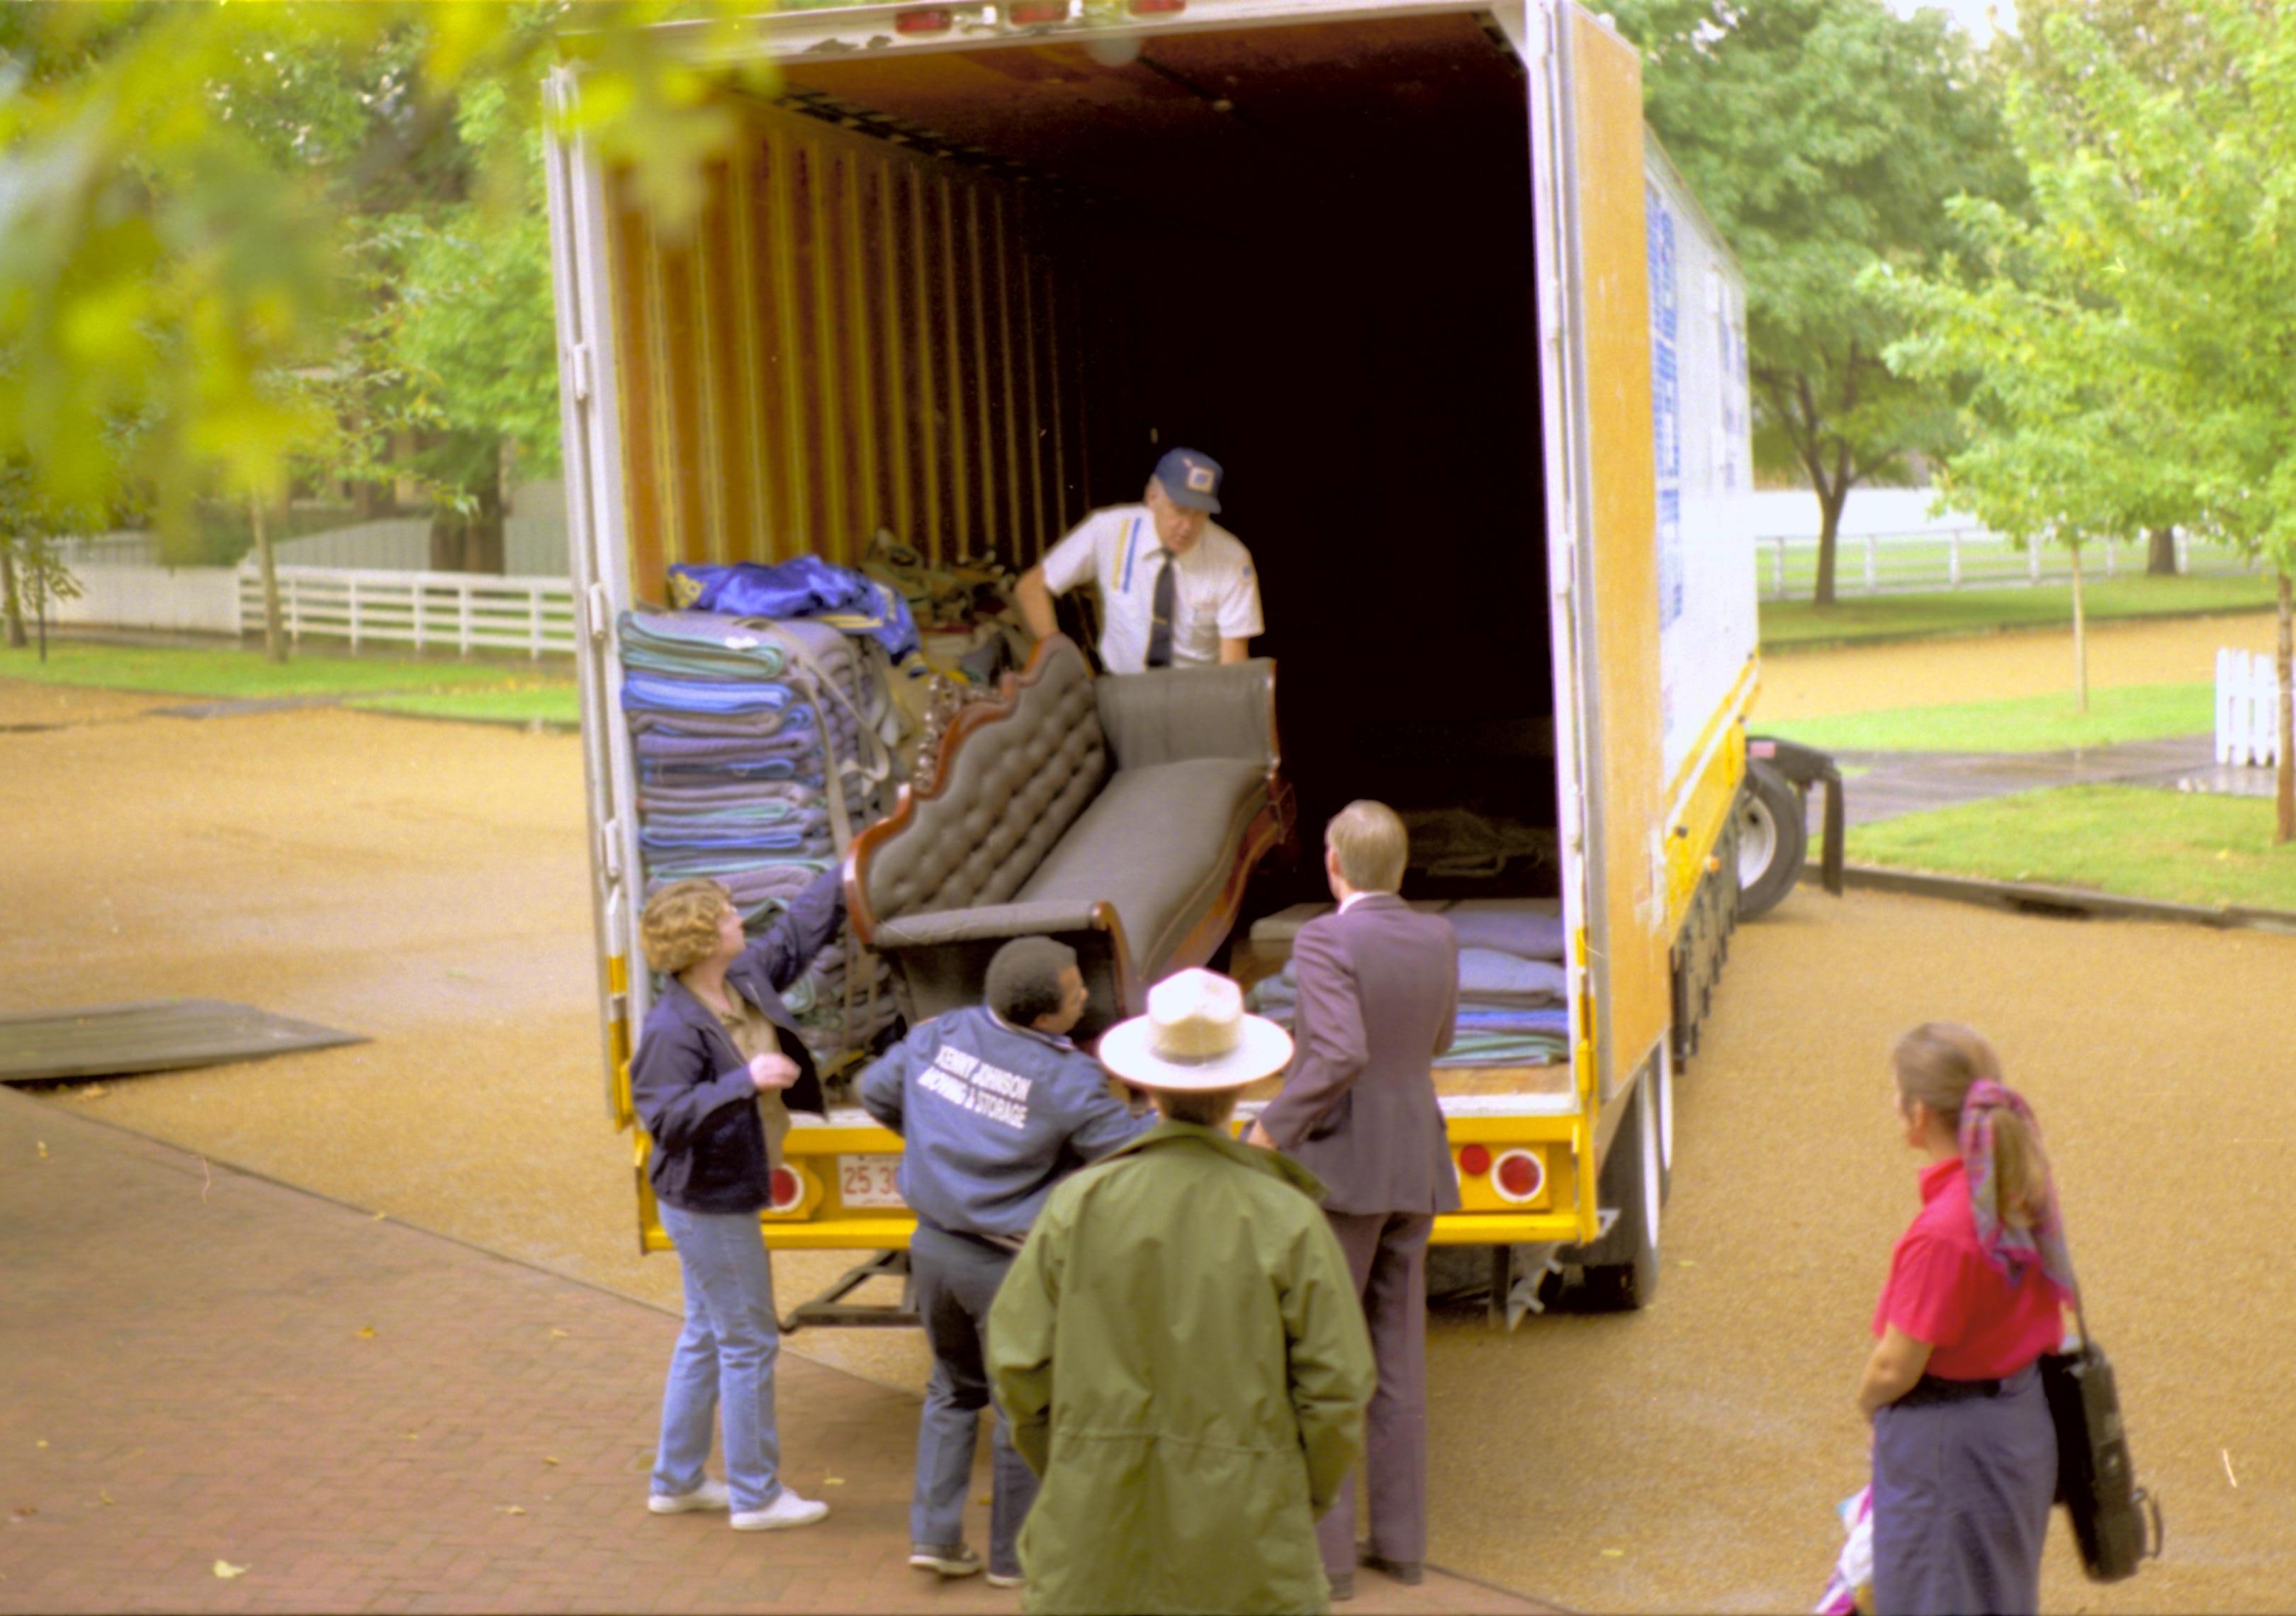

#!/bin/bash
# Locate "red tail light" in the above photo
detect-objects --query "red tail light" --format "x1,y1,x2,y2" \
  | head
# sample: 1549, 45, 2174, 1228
896, 7, 955, 32
1458, 1143, 1491, 1177
1128, 0, 1186, 12
1492, 1149, 1544, 1203
1008, 0, 1067, 19
768, 1167, 805, 1212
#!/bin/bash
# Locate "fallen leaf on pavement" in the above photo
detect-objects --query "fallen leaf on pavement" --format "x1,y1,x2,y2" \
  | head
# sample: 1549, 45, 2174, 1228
543, 1457, 560, 1466
548, 1329, 570, 1339
35, 1142, 46, 1160
99, 1491, 114, 1506
34, 1441, 45, 1449
81, 1086, 106, 1098
355, 1326, 376, 1340
822, 1477, 845, 1486
213, 1561, 248, 1579
500, 1505, 526, 1516
11, 1506, 35, 1518
1600, 1549, 1624, 1559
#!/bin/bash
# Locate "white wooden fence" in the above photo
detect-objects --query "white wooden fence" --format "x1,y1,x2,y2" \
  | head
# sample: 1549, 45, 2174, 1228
2216, 648, 2289, 765
237, 565, 578, 658
1760, 527, 2260, 601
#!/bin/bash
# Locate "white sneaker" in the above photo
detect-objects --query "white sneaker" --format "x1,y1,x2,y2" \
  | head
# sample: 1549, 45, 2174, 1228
909, 1543, 983, 1578
648, 1478, 731, 1515
731, 1489, 830, 1531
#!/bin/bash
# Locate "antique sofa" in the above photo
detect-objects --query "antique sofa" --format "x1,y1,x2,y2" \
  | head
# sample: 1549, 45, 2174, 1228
845, 634, 1290, 1040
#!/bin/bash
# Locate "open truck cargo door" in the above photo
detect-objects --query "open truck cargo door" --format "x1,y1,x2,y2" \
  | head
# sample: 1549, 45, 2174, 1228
1554, 9, 1669, 1122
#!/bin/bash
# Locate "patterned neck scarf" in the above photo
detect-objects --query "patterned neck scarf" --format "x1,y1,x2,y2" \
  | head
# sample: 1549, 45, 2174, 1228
1959, 1078, 2078, 1305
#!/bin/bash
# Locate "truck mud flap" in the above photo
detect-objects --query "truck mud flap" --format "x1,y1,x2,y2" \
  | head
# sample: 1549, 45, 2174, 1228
1748, 736, 1845, 896
777, 1250, 918, 1333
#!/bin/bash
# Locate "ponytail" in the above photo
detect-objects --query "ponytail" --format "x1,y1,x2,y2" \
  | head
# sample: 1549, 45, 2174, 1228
1891, 1021, 2052, 1227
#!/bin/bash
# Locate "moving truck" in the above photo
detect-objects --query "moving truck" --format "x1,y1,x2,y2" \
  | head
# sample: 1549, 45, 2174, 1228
545, 0, 1840, 1327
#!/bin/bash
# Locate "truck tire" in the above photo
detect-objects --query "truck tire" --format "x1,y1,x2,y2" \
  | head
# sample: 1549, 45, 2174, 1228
1577, 1064, 1662, 1311
1735, 759, 1807, 920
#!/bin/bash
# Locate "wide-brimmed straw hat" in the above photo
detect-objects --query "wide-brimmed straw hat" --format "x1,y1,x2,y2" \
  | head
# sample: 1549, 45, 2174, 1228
1098, 968, 1294, 1092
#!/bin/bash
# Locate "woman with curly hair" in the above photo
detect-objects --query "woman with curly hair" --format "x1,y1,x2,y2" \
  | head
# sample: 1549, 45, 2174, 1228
1857, 1022, 2077, 1616
631, 868, 843, 1532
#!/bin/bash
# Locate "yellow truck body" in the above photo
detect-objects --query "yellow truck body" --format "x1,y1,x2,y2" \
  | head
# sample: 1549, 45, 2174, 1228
548, 0, 1777, 1315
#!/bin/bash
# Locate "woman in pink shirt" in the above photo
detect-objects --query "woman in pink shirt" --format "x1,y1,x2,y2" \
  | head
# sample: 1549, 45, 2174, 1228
1856, 1023, 2076, 1616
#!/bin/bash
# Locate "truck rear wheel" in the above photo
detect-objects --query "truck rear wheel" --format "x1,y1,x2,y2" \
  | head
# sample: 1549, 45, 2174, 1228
1577, 1062, 1662, 1311
1735, 759, 1807, 920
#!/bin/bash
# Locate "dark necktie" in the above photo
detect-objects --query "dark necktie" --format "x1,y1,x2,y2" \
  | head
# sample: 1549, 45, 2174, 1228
1145, 556, 1175, 669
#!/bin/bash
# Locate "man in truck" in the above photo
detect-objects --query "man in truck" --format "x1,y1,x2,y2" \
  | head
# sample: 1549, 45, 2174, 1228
1015, 447, 1264, 672
856, 936, 1155, 1590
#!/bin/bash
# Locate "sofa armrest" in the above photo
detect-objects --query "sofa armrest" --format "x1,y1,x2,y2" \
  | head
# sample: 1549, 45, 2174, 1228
870, 899, 1140, 1042
1093, 658, 1278, 772
872, 899, 1113, 953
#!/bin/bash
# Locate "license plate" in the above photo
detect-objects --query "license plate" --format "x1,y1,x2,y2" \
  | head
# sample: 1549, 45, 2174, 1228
836, 1154, 904, 1209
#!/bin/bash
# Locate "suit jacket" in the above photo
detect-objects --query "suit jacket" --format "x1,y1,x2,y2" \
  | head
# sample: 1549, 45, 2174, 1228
1258, 892, 1461, 1216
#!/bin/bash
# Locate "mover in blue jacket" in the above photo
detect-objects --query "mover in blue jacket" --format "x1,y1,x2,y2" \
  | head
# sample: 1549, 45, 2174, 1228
859, 936, 1154, 1588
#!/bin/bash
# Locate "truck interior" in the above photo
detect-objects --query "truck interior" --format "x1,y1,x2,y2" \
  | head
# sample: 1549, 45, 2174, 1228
770, 11, 1562, 926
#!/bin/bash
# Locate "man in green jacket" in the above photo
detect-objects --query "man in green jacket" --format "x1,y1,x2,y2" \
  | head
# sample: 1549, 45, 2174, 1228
987, 969, 1376, 1615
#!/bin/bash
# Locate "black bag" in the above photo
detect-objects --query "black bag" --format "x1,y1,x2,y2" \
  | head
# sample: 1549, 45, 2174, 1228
2040, 1306, 2163, 1583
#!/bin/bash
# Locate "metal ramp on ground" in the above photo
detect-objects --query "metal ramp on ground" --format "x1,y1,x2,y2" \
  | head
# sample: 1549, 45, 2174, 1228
0, 999, 367, 1084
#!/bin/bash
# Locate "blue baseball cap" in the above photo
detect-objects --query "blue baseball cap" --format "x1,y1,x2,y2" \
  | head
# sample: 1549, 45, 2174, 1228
1154, 447, 1223, 513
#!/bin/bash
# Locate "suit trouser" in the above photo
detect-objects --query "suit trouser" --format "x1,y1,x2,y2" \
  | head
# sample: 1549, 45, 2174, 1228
909, 1221, 1038, 1578
1317, 1209, 1434, 1575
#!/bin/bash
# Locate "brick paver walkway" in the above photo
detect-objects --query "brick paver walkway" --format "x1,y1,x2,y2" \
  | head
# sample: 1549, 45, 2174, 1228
0, 1089, 1554, 1615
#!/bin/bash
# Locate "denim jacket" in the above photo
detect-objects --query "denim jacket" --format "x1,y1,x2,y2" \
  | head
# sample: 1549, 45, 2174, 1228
629, 869, 843, 1215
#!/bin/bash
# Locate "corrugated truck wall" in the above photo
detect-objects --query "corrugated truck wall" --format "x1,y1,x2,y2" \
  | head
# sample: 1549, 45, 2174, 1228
606, 99, 1096, 604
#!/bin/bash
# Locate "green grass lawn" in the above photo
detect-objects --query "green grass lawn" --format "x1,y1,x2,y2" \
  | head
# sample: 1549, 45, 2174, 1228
1849, 785, 2296, 912
1762, 683, 2216, 754
1761, 574, 2280, 649
0, 640, 576, 722
348, 687, 583, 726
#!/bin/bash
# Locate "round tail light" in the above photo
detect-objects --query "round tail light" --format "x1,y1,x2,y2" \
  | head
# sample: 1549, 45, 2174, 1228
1492, 1149, 1544, 1204
768, 1166, 805, 1212
1458, 1143, 1492, 1177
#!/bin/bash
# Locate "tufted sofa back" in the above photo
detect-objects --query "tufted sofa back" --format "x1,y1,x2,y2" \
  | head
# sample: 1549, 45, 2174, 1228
863, 637, 1110, 922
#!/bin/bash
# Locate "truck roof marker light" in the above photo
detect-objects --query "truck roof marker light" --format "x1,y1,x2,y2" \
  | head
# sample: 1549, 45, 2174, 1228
896, 6, 957, 33
1008, 0, 1069, 21
1127, 0, 1186, 13
1458, 1143, 1492, 1177
1492, 1149, 1545, 1205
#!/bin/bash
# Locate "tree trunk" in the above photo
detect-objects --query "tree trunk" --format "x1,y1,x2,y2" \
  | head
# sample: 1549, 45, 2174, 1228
1812, 482, 1850, 606
2146, 526, 2179, 577
2277, 570, 2293, 847
2071, 538, 2088, 716
427, 483, 506, 574
253, 496, 287, 665
1, 543, 25, 649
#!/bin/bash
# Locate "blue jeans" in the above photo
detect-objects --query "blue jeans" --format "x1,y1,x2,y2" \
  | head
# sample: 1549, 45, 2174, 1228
653, 1201, 784, 1513
910, 1222, 1038, 1578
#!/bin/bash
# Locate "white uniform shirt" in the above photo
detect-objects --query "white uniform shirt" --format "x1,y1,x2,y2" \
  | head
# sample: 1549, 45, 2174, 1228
1037, 504, 1264, 674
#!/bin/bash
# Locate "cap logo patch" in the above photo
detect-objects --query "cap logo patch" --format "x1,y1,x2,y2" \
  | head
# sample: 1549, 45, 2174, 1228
1185, 466, 1215, 493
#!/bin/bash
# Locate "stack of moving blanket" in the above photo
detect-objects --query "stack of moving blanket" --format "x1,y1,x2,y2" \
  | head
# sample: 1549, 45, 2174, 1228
621, 608, 904, 1078
1249, 901, 1572, 1067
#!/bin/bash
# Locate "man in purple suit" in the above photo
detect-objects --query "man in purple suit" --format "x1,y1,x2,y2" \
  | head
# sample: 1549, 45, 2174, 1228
1247, 800, 1460, 1600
